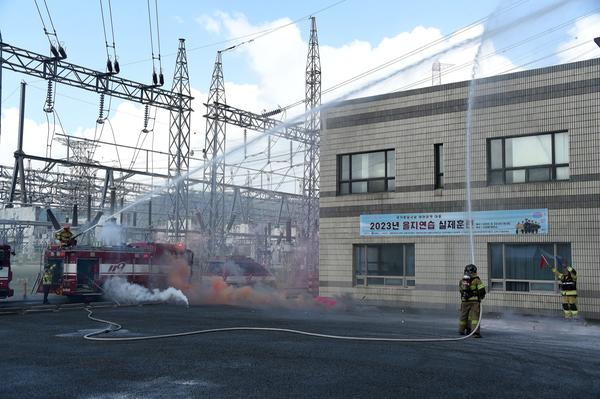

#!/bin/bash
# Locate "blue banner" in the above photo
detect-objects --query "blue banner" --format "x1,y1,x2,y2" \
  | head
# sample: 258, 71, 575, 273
360, 209, 548, 236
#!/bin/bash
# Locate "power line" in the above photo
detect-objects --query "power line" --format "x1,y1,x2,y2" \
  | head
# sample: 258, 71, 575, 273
122, 0, 348, 67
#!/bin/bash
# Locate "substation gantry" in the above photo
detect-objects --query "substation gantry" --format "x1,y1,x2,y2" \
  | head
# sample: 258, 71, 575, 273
202, 16, 321, 266
0, 38, 193, 241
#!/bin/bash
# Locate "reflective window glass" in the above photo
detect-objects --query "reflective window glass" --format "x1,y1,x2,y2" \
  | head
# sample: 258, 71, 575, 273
556, 166, 569, 180
387, 150, 395, 177
341, 155, 349, 180
351, 181, 367, 193
555, 132, 569, 164
368, 152, 386, 178
506, 169, 526, 183
528, 167, 551, 182
490, 139, 503, 169
351, 153, 367, 179
505, 135, 552, 168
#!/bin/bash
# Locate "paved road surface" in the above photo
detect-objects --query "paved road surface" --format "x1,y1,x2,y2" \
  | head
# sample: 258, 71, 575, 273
1, 303, 599, 398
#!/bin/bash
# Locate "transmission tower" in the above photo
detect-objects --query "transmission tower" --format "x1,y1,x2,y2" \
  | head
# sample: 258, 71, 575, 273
55, 136, 98, 210
203, 51, 227, 257
167, 38, 192, 242
302, 16, 321, 241
301, 16, 321, 293
432, 59, 454, 86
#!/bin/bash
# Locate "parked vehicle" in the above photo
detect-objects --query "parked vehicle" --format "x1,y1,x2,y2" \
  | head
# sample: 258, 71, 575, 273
205, 256, 275, 287
0, 245, 14, 299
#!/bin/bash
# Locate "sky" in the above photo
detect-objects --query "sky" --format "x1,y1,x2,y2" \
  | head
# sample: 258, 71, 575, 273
1, 0, 599, 196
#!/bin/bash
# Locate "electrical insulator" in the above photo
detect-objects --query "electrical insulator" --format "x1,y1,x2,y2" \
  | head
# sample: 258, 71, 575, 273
159, 73, 164, 86
50, 45, 60, 58
114, 60, 120, 74
43, 80, 54, 113
152, 71, 158, 85
244, 129, 247, 159
142, 104, 150, 133
58, 45, 67, 59
106, 59, 113, 73
97, 93, 106, 124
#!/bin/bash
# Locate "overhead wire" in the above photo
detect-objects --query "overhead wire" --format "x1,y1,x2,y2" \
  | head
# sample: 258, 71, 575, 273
393, 7, 600, 92
154, 0, 163, 75
122, 0, 348, 67
279, 0, 599, 112
146, 0, 157, 80
99, 0, 111, 61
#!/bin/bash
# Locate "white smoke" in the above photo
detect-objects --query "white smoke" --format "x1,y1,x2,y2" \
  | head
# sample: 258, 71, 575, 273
103, 277, 189, 306
99, 220, 123, 246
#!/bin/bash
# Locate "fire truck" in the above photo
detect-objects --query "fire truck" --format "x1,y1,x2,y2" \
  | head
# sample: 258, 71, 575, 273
36, 242, 193, 298
0, 245, 14, 299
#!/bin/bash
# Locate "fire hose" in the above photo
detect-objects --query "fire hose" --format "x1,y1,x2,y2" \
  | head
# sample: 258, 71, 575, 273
83, 305, 484, 343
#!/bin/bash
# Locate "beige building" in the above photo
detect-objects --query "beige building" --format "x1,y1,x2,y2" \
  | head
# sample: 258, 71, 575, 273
319, 57, 600, 319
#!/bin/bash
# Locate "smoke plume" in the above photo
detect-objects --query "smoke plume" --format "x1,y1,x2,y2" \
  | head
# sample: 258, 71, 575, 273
103, 277, 189, 306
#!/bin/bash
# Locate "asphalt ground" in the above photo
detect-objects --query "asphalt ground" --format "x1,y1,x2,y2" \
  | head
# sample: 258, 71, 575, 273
1, 302, 599, 399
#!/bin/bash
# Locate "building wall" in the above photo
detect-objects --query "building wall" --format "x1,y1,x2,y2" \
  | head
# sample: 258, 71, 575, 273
320, 58, 600, 319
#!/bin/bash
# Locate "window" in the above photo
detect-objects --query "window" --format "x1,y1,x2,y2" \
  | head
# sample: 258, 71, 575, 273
354, 244, 415, 287
338, 149, 395, 195
488, 243, 571, 292
488, 132, 569, 184
434, 143, 444, 189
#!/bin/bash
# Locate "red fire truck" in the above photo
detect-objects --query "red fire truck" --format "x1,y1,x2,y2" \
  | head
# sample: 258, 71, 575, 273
36, 242, 193, 298
0, 245, 14, 299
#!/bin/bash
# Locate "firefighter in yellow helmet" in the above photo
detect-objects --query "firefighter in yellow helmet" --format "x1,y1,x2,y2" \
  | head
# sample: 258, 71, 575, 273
55, 223, 75, 248
550, 262, 578, 319
459, 264, 486, 338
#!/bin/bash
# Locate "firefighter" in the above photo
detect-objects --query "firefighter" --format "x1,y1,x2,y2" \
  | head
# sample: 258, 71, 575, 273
42, 265, 54, 304
459, 264, 486, 338
550, 263, 578, 319
55, 223, 76, 247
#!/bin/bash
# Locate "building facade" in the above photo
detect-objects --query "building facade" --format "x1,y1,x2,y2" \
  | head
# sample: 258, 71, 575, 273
320, 58, 600, 319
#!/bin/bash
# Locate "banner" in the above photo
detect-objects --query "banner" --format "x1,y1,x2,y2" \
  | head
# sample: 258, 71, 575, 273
360, 209, 548, 236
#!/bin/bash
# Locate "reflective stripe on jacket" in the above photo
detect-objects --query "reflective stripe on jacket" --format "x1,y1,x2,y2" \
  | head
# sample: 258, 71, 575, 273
459, 275, 486, 302
551, 267, 577, 296
42, 271, 53, 285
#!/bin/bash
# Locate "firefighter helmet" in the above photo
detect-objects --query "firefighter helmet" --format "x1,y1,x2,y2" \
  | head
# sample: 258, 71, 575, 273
464, 264, 477, 274
63, 224, 71, 230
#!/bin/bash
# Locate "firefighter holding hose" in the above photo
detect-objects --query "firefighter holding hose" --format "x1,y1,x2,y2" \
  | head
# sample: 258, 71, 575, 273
542, 255, 579, 319
458, 264, 486, 338
55, 223, 76, 248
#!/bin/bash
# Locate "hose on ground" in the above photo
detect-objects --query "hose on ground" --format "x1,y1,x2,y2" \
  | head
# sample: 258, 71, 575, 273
83, 305, 483, 343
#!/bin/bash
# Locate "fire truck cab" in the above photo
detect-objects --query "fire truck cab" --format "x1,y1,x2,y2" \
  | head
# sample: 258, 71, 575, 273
0, 245, 14, 299
37, 242, 193, 298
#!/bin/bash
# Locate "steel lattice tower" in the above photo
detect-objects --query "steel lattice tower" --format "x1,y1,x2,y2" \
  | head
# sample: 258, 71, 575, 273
167, 39, 192, 241
203, 51, 227, 257
301, 16, 321, 292
303, 16, 321, 240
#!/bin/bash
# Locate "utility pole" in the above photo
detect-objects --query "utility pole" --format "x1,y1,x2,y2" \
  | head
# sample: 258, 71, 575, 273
7, 81, 28, 207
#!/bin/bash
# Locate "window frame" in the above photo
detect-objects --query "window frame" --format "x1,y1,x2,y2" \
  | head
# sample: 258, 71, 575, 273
434, 143, 444, 189
488, 242, 572, 293
353, 243, 415, 287
338, 149, 395, 195
487, 131, 569, 185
